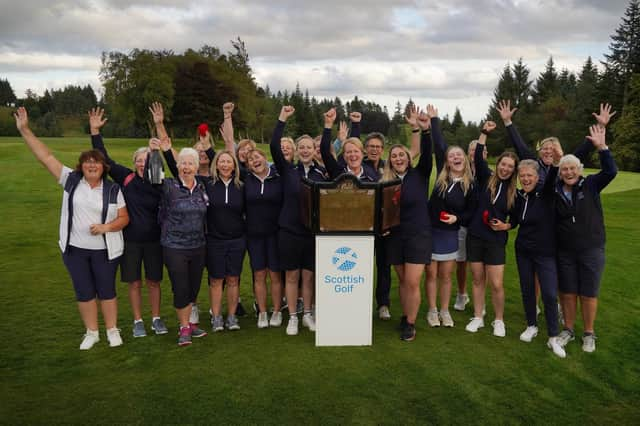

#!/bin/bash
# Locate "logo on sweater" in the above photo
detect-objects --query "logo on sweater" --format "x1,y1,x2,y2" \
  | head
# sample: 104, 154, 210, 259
332, 246, 358, 271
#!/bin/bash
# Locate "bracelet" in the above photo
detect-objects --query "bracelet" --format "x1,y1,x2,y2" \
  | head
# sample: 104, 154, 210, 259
412, 128, 420, 133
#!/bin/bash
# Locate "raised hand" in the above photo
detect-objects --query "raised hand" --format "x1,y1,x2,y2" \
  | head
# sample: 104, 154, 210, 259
497, 100, 517, 124
149, 102, 164, 125
417, 110, 431, 131
552, 141, 564, 165
483, 121, 497, 133
586, 125, 607, 151
426, 104, 439, 119
324, 108, 337, 128
88, 107, 107, 134
592, 103, 616, 128
404, 104, 418, 128
338, 121, 348, 142
159, 136, 172, 152
223, 102, 235, 119
14, 107, 29, 132
279, 105, 295, 122
349, 112, 362, 123
149, 138, 161, 151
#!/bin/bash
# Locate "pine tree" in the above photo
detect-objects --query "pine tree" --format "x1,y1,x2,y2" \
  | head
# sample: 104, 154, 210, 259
0, 78, 17, 106
533, 57, 559, 105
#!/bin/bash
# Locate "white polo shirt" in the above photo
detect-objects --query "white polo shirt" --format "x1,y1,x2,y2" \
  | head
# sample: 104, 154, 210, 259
59, 166, 126, 250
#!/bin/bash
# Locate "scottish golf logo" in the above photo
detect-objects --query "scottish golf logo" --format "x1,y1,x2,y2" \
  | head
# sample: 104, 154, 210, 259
332, 246, 357, 271
325, 246, 364, 293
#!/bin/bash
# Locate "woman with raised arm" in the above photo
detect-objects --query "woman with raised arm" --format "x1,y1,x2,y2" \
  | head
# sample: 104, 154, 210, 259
554, 125, 617, 353
270, 106, 326, 336
464, 121, 518, 338
380, 111, 432, 341
88, 108, 168, 338
244, 148, 284, 328
321, 109, 378, 182
15, 107, 129, 350
423, 105, 476, 328
148, 139, 209, 346
511, 150, 566, 357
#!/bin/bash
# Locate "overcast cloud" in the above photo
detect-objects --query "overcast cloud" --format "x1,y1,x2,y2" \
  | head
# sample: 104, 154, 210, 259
0, 0, 629, 121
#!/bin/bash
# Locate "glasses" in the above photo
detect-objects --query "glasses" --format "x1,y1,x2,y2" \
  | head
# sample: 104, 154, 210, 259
368, 145, 383, 150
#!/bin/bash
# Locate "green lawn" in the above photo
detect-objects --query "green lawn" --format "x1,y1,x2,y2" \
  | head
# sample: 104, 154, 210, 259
1, 137, 639, 424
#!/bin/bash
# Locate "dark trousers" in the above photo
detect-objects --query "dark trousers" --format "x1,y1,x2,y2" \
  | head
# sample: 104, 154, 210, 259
515, 249, 559, 337
163, 246, 205, 309
375, 235, 391, 308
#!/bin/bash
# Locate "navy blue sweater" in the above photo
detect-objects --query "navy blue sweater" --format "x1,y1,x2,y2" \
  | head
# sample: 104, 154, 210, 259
506, 123, 593, 192
91, 134, 162, 243
244, 166, 283, 237
270, 120, 326, 236
555, 149, 617, 251
321, 127, 379, 182
202, 176, 245, 240
429, 118, 475, 231
392, 131, 433, 236
510, 167, 558, 256
467, 142, 514, 246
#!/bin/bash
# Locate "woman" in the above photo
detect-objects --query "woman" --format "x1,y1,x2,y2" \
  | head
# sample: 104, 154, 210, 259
151, 141, 209, 346
380, 112, 432, 341
245, 148, 284, 328
464, 121, 517, 337
554, 125, 617, 353
89, 107, 168, 338
270, 106, 325, 336
424, 105, 475, 328
511, 157, 566, 358
205, 151, 246, 332
321, 109, 378, 182
15, 107, 129, 350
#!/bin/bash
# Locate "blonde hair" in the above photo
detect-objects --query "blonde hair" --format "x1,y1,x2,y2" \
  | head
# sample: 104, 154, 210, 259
537, 136, 559, 151
341, 137, 364, 156
435, 146, 473, 197
237, 139, 256, 157
210, 150, 242, 188
488, 152, 519, 211
382, 144, 412, 182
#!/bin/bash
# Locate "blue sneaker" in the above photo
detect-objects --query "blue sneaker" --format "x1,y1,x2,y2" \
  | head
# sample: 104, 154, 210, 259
189, 323, 207, 338
226, 315, 240, 331
151, 318, 168, 335
132, 320, 146, 338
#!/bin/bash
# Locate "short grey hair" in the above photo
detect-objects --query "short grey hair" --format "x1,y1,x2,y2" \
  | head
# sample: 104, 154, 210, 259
178, 147, 199, 166
558, 154, 584, 174
132, 147, 150, 163
518, 159, 540, 174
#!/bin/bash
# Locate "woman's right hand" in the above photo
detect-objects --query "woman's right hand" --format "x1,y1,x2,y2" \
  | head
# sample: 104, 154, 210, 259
149, 102, 164, 124
149, 138, 162, 151
497, 100, 517, 124
88, 107, 107, 134
324, 108, 337, 129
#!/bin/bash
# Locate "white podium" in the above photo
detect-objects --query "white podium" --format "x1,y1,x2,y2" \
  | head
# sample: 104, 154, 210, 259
315, 235, 374, 346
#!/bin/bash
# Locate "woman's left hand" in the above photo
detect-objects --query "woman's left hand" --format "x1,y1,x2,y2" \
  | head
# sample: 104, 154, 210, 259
90, 224, 108, 235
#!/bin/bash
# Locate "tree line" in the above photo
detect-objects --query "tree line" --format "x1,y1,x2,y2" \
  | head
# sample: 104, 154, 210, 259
1, 1, 638, 170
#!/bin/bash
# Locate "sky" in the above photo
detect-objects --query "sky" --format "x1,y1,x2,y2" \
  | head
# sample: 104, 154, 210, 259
0, 0, 630, 122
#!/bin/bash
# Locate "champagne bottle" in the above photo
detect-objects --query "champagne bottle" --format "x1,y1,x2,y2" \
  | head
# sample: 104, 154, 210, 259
148, 150, 165, 184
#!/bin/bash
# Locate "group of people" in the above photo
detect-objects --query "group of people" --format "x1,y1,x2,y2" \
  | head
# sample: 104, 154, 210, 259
15, 97, 617, 356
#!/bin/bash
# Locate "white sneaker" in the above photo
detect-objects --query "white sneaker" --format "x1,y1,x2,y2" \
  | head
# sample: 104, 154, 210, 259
79, 329, 100, 350
427, 310, 441, 327
257, 312, 269, 329
439, 310, 454, 327
453, 294, 469, 311
106, 327, 123, 347
492, 320, 506, 337
519, 326, 539, 342
465, 317, 484, 333
378, 305, 391, 320
189, 303, 199, 324
557, 329, 575, 347
286, 315, 299, 336
269, 311, 283, 327
582, 334, 597, 353
548, 337, 567, 358
302, 313, 316, 332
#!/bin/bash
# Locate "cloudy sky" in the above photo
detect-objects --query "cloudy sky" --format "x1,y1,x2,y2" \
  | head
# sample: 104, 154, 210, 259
0, 0, 630, 122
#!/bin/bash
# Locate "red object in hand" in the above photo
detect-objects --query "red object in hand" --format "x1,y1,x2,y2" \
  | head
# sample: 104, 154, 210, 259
197, 123, 209, 137
440, 211, 450, 221
482, 210, 490, 225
